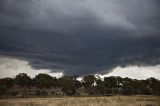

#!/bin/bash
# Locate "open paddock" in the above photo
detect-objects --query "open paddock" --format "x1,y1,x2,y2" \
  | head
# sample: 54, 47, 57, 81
0, 95, 159, 106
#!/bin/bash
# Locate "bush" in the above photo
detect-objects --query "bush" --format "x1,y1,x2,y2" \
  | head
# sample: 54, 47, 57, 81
51, 91, 55, 95
0, 85, 7, 96
9, 91, 19, 96
35, 91, 48, 96
41, 91, 48, 96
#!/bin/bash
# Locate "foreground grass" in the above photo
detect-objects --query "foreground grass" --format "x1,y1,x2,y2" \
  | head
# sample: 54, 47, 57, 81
0, 95, 159, 106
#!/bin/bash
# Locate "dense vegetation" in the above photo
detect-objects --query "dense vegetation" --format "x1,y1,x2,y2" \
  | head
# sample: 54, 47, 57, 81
0, 73, 160, 98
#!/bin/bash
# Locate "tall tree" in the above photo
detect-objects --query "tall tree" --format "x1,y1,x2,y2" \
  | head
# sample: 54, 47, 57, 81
34, 73, 54, 89
104, 76, 118, 88
14, 73, 32, 87
95, 79, 105, 95
145, 77, 160, 95
83, 75, 96, 89
121, 77, 133, 95
0, 78, 14, 88
58, 76, 76, 95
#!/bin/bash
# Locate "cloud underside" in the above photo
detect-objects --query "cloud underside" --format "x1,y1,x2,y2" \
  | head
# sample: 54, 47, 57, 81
0, 56, 160, 80
0, 0, 160, 76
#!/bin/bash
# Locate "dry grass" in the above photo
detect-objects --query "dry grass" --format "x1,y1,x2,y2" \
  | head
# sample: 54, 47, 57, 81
0, 95, 159, 106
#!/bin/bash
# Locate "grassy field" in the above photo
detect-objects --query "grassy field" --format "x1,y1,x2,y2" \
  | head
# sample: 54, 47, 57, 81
0, 95, 159, 106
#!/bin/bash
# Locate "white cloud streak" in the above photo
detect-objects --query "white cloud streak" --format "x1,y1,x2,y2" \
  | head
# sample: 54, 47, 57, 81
100, 65, 160, 80
0, 56, 63, 78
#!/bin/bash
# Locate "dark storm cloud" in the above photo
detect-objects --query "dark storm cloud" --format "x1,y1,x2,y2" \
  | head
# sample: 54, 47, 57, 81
0, 0, 160, 75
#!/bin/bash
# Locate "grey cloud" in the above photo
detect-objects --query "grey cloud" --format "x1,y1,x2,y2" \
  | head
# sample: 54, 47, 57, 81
1, 0, 159, 33
0, 0, 160, 76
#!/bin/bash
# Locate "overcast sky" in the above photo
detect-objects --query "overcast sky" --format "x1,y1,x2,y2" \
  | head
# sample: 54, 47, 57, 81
0, 0, 160, 79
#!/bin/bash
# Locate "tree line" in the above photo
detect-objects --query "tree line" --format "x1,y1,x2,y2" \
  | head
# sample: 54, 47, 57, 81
0, 73, 160, 97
